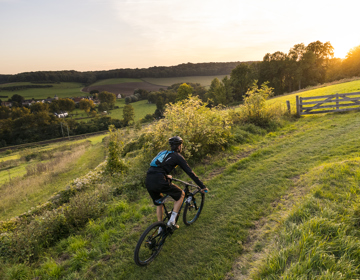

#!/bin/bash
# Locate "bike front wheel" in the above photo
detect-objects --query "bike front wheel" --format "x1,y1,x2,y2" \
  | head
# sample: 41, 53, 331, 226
134, 221, 167, 266
183, 190, 205, 225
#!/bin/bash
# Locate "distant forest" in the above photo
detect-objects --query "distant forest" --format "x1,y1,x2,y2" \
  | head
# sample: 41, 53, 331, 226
0, 40, 359, 96
0, 62, 247, 85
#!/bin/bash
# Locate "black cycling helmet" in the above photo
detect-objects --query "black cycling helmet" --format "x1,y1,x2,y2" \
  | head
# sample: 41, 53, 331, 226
169, 136, 183, 146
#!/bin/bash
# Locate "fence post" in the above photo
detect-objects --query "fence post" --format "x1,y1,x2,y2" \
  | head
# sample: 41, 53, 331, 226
286, 100, 291, 114
336, 93, 339, 111
296, 96, 300, 116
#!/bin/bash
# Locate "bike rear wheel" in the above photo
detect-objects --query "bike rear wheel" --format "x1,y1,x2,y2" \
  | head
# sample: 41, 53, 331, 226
183, 189, 205, 225
134, 221, 167, 266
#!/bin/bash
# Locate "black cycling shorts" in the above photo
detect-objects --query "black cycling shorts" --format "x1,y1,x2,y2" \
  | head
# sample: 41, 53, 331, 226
146, 173, 183, 206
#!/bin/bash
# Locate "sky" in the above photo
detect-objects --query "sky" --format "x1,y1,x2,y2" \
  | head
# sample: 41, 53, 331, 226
0, 0, 359, 75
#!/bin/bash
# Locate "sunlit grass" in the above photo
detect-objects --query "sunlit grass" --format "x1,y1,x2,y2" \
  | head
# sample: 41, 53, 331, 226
0, 141, 106, 220
267, 78, 360, 114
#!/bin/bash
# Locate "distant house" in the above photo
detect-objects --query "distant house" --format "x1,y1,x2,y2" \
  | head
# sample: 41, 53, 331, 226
1, 101, 12, 107
116, 94, 122, 99
22, 100, 36, 106
72, 97, 83, 104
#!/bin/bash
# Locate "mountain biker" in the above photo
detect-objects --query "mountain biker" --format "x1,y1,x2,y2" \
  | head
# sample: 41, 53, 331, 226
146, 136, 208, 229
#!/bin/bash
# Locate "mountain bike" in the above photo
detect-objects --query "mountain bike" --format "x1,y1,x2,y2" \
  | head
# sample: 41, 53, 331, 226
134, 178, 206, 266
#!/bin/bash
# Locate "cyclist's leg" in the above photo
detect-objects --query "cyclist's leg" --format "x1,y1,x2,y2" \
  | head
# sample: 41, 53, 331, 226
173, 190, 185, 213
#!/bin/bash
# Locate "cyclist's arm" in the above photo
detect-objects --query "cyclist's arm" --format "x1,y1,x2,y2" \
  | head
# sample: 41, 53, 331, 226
177, 154, 206, 189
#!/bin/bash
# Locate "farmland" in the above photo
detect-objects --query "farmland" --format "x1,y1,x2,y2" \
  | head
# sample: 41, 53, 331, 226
0, 82, 84, 100
143, 74, 230, 88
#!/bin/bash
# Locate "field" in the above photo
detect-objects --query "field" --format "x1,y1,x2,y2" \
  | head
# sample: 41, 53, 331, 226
0, 82, 84, 100
267, 77, 360, 113
82, 80, 167, 96
143, 74, 230, 88
0, 135, 107, 220
2, 79, 360, 279
71, 99, 156, 122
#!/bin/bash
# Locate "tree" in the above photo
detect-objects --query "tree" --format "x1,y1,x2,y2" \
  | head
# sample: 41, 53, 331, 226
30, 102, 49, 113
11, 107, 30, 119
0, 106, 11, 119
230, 63, 254, 101
342, 45, 360, 77
79, 99, 95, 116
123, 104, 135, 126
176, 83, 193, 102
98, 91, 116, 109
98, 102, 109, 112
11, 94, 25, 106
206, 78, 227, 106
90, 90, 99, 95
59, 98, 75, 112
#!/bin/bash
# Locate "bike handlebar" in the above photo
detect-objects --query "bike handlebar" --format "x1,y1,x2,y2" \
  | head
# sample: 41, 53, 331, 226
171, 177, 208, 192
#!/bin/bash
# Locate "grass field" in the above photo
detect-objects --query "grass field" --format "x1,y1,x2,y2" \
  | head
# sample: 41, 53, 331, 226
0, 82, 85, 100
143, 75, 230, 88
72, 99, 156, 122
109, 99, 156, 121
267, 78, 360, 113
0, 135, 107, 220
90, 78, 142, 86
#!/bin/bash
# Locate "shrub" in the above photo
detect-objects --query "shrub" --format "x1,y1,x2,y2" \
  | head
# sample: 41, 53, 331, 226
106, 125, 127, 175
239, 81, 286, 128
141, 96, 233, 161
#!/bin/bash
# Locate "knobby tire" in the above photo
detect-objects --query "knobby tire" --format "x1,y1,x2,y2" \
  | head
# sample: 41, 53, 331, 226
134, 221, 167, 266
183, 191, 205, 225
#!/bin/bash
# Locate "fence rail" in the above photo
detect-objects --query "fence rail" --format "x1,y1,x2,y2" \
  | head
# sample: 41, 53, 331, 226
296, 92, 360, 116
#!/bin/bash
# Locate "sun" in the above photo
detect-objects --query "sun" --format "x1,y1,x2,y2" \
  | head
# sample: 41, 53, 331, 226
331, 38, 360, 59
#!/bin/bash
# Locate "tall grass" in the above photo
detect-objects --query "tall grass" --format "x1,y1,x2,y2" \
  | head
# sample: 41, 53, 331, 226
0, 140, 106, 220
251, 159, 360, 279
0, 145, 88, 218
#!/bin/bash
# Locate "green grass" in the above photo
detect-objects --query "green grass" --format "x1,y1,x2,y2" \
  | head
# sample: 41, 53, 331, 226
267, 78, 360, 113
143, 75, 230, 88
90, 78, 142, 86
3, 81, 360, 279
251, 159, 360, 279
4, 109, 360, 279
108, 99, 156, 121
0, 82, 85, 100
0, 139, 106, 220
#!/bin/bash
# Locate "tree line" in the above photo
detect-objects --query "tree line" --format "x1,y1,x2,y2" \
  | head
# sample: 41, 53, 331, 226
1, 41, 359, 97
0, 62, 246, 85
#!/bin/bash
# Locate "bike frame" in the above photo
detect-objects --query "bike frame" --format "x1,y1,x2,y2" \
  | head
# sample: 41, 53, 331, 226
161, 178, 201, 224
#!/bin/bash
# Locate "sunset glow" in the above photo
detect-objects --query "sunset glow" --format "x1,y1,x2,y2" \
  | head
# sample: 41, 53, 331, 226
0, 0, 359, 74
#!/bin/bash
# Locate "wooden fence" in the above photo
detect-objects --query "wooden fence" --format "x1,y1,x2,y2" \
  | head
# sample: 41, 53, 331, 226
296, 92, 360, 116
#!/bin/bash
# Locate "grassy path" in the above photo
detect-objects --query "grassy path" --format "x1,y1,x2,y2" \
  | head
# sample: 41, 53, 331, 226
52, 111, 360, 280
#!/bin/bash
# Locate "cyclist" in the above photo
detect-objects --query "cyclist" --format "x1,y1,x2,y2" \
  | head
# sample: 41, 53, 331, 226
146, 136, 208, 229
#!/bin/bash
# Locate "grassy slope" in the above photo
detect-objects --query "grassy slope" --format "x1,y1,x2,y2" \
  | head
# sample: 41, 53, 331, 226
143, 75, 230, 88
0, 82, 84, 100
3, 80, 360, 279
90, 78, 142, 86
11, 111, 359, 280
0, 137, 107, 220
267, 78, 360, 113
